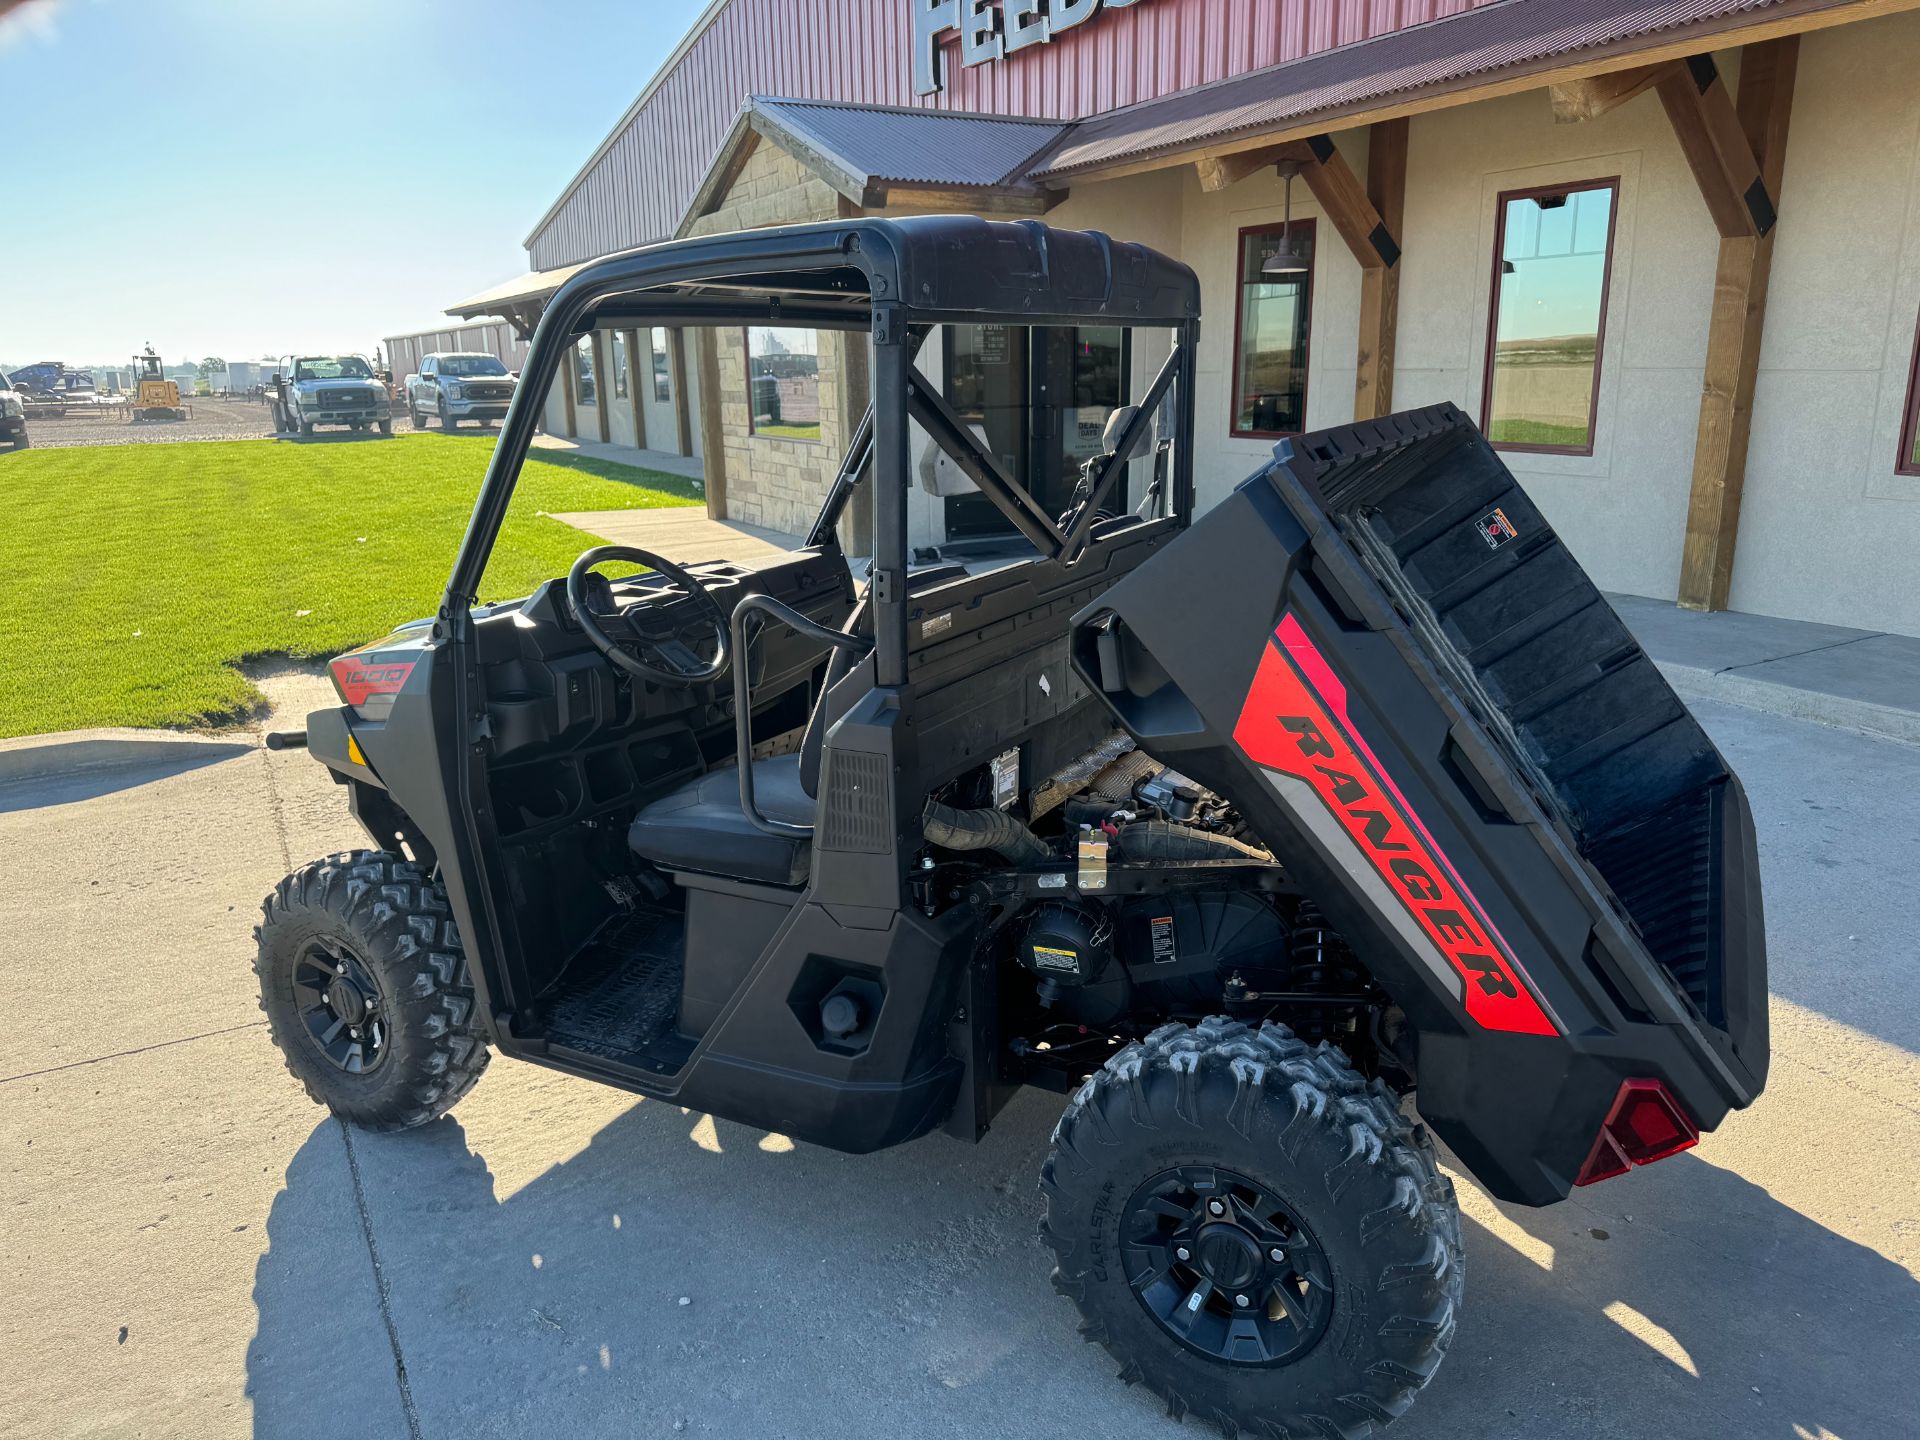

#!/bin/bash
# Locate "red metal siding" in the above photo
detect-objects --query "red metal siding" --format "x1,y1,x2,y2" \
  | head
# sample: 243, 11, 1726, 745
528, 0, 1504, 268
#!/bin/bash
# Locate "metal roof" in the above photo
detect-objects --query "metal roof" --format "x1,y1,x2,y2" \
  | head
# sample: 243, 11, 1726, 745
749, 98, 1068, 191
1033, 0, 1853, 177
446, 261, 591, 320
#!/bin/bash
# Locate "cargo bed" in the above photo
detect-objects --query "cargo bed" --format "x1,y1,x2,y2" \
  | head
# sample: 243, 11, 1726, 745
1071, 403, 1766, 1205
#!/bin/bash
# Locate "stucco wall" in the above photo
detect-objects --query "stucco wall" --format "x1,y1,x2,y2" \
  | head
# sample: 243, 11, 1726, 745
1163, 12, 1920, 636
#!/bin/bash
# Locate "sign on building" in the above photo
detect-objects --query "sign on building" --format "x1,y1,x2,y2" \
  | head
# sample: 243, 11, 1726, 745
913, 0, 1157, 95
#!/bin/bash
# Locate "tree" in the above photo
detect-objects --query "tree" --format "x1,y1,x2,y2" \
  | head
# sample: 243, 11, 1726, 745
198, 356, 227, 379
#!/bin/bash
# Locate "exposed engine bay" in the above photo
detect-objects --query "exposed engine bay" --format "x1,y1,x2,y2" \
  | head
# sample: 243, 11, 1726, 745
911, 732, 1402, 1088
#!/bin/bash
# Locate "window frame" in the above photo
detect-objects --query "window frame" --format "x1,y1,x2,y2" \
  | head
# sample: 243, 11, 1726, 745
1229, 217, 1318, 441
743, 325, 824, 445
1480, 175, 1621, 458
1897, 305, 1920, 477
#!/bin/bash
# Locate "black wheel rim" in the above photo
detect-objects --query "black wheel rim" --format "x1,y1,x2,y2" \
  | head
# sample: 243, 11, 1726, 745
291, 939, 389, 1075
1122, 1165, 1334, 1366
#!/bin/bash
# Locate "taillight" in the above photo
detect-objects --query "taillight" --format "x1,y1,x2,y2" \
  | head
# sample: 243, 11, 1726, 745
327, 653, 415, 719
1574, 1079, 1699, 1186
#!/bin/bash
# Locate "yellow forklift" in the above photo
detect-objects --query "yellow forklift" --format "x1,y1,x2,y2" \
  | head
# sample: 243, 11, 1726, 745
130, 345, 187, 422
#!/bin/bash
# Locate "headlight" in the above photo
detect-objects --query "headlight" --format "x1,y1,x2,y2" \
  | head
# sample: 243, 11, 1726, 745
443, 382, 464, 400
0, 394, 20, 417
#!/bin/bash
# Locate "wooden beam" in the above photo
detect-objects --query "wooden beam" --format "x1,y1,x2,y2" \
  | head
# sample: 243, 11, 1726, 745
877, 184, 1063, 215
1657, 53, 1773, 238
1354, 118, 1408, 421
1195, 142, 1310, 193
1677, 37, 1799, 612
1296, 135, 1401, 269
1549, 61, 1677, 122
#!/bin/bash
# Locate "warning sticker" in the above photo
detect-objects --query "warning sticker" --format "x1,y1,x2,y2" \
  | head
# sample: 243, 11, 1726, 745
1031, 945, 1079, 974
1148, 915, 1177, 965
991, 747, 1020, 810
1476, 507, 1520, 550
922, 611, 954, 638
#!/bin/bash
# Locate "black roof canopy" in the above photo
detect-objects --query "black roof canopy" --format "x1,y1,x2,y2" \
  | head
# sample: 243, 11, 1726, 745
567, 214, 1199, 333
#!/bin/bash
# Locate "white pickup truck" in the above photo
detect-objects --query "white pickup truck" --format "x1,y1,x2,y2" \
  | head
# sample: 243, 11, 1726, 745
404, 352, 518, 431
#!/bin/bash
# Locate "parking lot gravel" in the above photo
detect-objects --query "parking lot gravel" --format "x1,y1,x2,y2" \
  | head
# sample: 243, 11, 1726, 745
13, 396, 282, 448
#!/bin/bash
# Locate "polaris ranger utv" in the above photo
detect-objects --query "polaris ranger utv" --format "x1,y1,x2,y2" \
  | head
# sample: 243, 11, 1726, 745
257, 216, 1767, 1436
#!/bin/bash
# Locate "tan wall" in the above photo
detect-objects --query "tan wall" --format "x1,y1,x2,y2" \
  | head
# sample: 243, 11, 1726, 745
686, 137, 854, 532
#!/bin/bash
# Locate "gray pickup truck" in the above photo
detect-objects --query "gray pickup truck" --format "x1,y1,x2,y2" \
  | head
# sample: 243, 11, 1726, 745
405, 352, 517, 431
267, 355, 393, 437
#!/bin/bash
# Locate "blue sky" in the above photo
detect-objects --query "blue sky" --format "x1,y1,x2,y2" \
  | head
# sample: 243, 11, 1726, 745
3, 0, 704, 368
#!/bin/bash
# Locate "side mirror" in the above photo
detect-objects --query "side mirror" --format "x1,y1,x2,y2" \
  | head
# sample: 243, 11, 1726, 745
1101, 405, 1148, 464
270, 373, 283, 386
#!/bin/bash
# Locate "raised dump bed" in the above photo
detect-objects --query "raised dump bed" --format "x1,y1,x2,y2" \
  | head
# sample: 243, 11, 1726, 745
1073, 402, 1765, 1204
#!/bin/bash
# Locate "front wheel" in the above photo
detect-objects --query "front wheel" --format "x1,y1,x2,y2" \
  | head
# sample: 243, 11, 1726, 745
377, 418, 392, 436
255, 851, 490, 1131
440, 403, 458, 431
299, 419, 313, 437
1041, 1019, 1462, 1439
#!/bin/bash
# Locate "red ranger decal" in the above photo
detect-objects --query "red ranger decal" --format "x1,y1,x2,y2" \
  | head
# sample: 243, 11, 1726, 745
1233, 615, 1558, 1037
328, 657, 415, 707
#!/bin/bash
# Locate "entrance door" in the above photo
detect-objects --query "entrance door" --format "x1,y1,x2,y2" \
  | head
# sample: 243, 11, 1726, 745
940, 324, 1129, 543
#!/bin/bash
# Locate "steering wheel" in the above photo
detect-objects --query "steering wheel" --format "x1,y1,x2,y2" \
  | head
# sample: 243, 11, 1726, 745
565, 545, 731, 686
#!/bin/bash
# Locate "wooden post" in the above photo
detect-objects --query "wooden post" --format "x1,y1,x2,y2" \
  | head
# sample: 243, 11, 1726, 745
695, 328, 726, 520
626, 329, 648, 450
591, 331, 611, 444
1675, 38, 1798, 611
669, 328, 694, 457
1355, 119, 1407, 421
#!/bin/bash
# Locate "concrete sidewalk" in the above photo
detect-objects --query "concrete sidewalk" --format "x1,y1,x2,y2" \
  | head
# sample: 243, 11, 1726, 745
531, 432, 705, 483
1610, 592, 1920, 745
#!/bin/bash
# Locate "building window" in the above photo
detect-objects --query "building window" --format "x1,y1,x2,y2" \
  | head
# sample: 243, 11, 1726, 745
1899, 308, 1920, 476
573, 335, 596, 407
1483, 179, 1619, 454
611, 331, 630, 401
746, 326, 821, 442
651, 327, 672, 402
1232, 220, 1315, 438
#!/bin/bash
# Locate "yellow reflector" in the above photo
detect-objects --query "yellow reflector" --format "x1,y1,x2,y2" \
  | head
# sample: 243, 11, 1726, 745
347, 734, 367, 767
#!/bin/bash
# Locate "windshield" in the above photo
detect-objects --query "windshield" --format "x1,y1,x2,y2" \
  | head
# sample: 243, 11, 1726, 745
438, 355, 508, 377
295, 356, 373, 381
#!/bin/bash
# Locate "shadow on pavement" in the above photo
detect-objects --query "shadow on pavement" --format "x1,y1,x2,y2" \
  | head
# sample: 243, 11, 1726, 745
245, 1088, 1917, 1440
0, 743, 253, 813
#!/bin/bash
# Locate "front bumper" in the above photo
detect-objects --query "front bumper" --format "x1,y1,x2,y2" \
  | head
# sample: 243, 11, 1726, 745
0, 413, 24, 438
302, 406, 391, 425
446, 397, 512, 421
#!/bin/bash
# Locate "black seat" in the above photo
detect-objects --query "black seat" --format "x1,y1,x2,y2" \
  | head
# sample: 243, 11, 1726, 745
627, 753, 814, 886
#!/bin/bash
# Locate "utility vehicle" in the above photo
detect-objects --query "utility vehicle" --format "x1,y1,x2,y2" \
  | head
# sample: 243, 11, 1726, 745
257, 216, 1767, 1437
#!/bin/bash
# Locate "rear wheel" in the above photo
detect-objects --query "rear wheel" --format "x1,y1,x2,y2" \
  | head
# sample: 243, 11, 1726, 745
255, 851, 490, 1131
1041, 1018, 1462, 1439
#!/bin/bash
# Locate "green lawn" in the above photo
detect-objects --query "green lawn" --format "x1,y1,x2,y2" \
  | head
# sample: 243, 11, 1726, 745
0, 435, 700, 738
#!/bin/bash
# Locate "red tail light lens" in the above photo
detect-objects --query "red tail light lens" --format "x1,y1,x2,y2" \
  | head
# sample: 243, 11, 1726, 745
1574, 1079, 1699, 1186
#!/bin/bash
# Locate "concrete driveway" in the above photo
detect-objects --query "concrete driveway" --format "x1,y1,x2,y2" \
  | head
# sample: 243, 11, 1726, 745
3, 699, 1915, 1440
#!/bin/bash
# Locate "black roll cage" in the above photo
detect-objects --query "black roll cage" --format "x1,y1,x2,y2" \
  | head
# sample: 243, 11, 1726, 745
439, 215, 1202, 691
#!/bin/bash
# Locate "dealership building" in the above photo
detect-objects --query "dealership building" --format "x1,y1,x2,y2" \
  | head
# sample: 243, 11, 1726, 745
444, 0, 1920, 637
